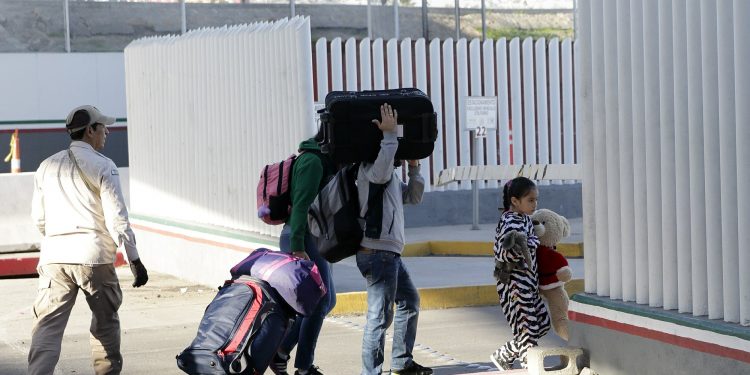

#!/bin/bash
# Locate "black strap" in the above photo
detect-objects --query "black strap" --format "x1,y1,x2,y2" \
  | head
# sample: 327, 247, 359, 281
309, 205, 328, 240
277, 160, 285, 196
229, 302, 275, 375
227, 278, 280, 375
68, 148, 100, 196
263, 165, 269, 199
364, 164, 389, 239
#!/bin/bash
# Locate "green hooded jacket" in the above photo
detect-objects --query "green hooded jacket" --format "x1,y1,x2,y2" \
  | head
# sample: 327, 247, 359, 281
288, 138, 334, 252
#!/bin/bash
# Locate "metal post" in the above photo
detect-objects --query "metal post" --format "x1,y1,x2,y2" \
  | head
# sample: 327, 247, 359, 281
180, 0, 186, 34
455, 0, 460, 40
481, 0, 486, 41
367, 0, 373, 40
63, 0, 70, 52
290, 0, 295, 18
422, 0, 429, 40
394, 0, 400, 40
471, 131, 480, 230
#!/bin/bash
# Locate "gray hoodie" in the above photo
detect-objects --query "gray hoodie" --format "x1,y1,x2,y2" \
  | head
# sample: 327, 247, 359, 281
357, 131, 425, 254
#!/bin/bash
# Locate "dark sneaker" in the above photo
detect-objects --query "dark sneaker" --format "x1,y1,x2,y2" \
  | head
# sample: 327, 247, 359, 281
391, 361, 433, 375
490, 349, 513, 371
294, 365, 324, 375
269, 352, 290, 375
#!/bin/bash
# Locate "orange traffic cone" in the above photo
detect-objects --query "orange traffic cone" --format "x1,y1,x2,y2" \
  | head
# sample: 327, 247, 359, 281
4, 129, 20, 173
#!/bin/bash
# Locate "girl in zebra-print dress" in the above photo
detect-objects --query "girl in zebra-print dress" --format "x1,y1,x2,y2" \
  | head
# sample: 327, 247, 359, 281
490, 177, 551, 370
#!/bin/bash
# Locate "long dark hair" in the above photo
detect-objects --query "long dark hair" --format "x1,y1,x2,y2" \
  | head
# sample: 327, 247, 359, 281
502, 176, 536, 212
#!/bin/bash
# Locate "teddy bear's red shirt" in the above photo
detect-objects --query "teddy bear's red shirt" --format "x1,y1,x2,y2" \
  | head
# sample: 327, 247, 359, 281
537, 245, 570, 290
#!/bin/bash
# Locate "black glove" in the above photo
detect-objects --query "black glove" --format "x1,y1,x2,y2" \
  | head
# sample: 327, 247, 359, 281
130, 258, 149, 288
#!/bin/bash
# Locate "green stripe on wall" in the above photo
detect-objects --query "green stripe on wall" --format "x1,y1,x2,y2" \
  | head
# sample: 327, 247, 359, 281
130, 213, 278, 247
0, 118, 127, 125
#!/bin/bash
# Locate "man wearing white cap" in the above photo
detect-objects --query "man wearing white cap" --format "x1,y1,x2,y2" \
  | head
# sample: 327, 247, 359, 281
28, 105, 148, 375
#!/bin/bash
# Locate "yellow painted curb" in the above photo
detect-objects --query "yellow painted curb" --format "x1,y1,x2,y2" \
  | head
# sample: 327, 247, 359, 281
402, 241, 584, 258
418, 285, 499, 309
401, 242, 431, 257
330, 279, 585, 315
556, 243, 584, 258
565, 278, 584, 296
330, 285, 498, 316
330, 291, 369, 315
430, 241, 493, 256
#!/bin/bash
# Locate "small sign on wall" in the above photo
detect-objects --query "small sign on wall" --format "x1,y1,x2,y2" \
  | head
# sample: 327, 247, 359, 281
464, 96, 497, 138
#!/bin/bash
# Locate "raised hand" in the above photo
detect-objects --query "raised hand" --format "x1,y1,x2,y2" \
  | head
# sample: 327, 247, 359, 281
371, 103, 397, 133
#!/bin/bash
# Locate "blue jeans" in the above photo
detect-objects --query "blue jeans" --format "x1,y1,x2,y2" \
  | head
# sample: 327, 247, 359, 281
278, 224, 336, 370
356, 249, 420, 375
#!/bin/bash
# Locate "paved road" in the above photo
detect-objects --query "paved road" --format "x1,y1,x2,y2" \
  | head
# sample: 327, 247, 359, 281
0, 269, 567, 375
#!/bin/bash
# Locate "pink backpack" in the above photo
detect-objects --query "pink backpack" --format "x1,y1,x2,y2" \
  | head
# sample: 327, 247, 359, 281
257, 154, 298, 225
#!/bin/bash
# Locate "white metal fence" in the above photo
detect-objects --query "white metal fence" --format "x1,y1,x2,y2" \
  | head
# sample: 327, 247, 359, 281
312, 36, 578, 192
124, 18, 579, 237
577, 0, 749, 326
125, 17, 315, 238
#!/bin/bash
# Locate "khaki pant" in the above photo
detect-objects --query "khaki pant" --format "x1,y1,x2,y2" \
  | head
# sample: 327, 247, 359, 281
28, 263, 123, 375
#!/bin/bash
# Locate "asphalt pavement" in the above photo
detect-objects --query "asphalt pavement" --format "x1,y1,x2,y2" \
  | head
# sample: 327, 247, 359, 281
0, 268, 568, 375
0, 219, 583, 374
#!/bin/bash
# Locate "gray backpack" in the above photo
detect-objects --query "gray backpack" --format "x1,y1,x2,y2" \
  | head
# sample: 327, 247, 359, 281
307, 164, 363, 263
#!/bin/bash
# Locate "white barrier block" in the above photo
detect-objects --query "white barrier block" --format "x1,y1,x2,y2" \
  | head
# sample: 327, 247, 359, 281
526, 346, 583, 375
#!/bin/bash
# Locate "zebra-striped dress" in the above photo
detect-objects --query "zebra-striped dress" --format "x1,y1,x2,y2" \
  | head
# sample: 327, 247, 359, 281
493, 210, 551, 367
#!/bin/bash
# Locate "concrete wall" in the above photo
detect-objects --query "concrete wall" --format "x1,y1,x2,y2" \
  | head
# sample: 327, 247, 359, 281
570, 320, 750, 374
569, 294, 750, 374
0, 173, 41, 252
0, 1, 572, 52
0, 51, 128, 173
0, 53, 126, 120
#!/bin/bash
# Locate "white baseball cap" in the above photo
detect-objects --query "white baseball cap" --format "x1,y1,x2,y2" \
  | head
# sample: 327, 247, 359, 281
65, 105, 116, 134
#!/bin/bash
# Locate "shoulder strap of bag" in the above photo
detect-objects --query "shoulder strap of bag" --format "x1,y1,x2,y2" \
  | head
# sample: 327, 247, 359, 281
67, 148, 100, 196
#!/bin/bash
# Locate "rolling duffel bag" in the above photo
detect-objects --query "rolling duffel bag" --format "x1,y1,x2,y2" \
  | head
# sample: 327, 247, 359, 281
176, 276, 293, 375
230, 249, 327, 316
318, 88, 438, 163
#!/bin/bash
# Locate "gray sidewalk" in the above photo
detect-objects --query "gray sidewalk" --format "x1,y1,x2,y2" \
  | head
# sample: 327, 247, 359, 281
0, 269, 566, 375
332, 256, 584, 293
405, 217, 583, 244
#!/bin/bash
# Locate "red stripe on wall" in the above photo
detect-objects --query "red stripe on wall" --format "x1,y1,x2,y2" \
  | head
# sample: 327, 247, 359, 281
569, 311, 750, 364
131, 223, 254, 253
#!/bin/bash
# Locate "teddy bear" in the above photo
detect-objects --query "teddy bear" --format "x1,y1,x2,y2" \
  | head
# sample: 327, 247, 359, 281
531, 208, 572, 341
